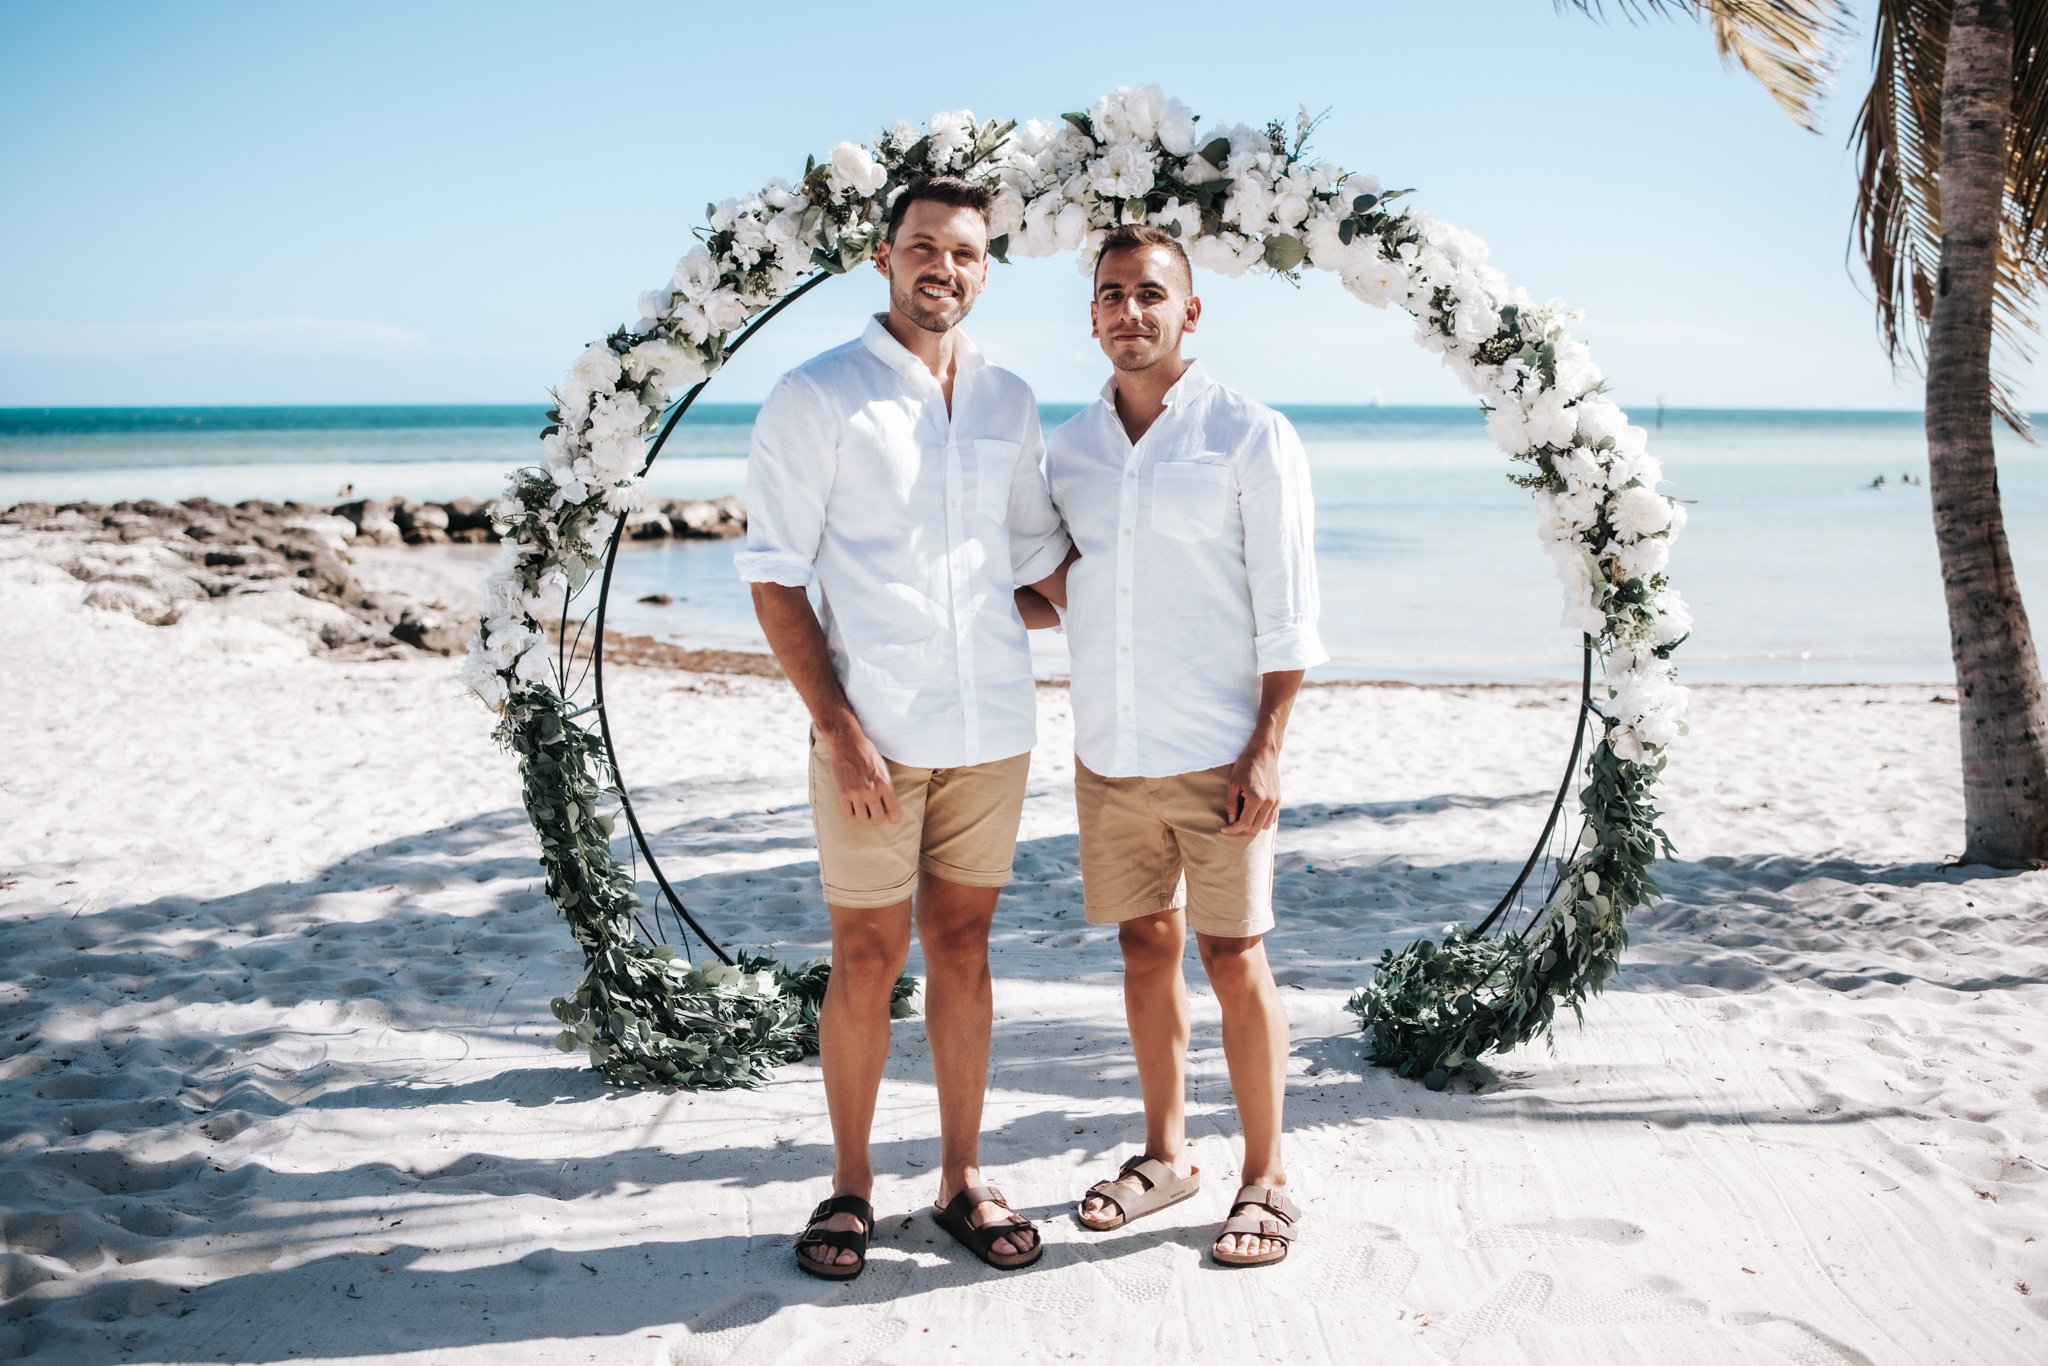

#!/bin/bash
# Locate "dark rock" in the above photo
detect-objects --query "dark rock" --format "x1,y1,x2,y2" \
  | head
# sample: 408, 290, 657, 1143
443, 496, 492, 534
391, 606, 467, 655
398, 502, 449, 544
333, 498, 401, 546
638, 593, 674, 606
448, 526, 493, 544
0, 502, 57, 525
626, 510, 673, 540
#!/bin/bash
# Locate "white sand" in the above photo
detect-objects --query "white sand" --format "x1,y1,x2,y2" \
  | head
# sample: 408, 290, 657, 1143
2, 528, 2044, 1365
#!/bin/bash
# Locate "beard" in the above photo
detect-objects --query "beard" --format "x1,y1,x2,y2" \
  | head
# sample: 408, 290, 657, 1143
891, 272, 971, 334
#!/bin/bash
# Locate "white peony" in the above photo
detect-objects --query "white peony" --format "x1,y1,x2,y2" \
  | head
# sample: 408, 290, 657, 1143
1187, 230, 1252, 277
1612, 534, 1670, 581
622, 338, 710, 391
988, 185, 1027, 240
1158, 98, 1197, 156
1091, 83, 1163, 146
672, 247, 721, 302
1053, 201, 1089, 252
1090, 143, 1158, 200
1484, 401, 1530, 453
1607, 485, 1674, 541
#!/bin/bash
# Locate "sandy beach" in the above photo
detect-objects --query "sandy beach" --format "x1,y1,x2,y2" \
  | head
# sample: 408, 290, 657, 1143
2, 524, 2044, 1365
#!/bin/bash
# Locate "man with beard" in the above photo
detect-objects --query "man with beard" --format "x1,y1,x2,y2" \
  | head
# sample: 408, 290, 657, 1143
1035, 222, 1324, 1267
738, 176, 1071, 1279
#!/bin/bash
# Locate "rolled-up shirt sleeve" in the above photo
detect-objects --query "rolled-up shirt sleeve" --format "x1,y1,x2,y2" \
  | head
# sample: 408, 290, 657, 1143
1007, 402, 1073, 587
1238, 413, 1328, 674
734, 372, 836, 588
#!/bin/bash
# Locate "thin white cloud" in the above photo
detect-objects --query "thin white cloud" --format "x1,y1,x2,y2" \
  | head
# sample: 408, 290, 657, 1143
0, 317, 430, 359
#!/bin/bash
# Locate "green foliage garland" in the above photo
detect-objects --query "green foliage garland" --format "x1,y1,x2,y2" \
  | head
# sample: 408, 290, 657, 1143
513, 687, 916, 1088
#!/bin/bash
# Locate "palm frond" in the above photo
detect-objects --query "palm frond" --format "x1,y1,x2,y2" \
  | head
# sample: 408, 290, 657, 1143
1554, 1, 1851, 129
1852, 0, 2044, 431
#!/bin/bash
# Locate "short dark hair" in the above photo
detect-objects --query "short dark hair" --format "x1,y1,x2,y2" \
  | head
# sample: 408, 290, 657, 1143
884, 175, 994, 243
1094, 223, 1194, 291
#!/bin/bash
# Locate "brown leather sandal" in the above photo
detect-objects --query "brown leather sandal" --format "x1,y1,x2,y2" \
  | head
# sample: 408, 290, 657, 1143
794, 1193, 874, 1281
1077, 1154, 1202, 1230
1210, 1184, 1299, 1268
932, 1184, 1043, 1270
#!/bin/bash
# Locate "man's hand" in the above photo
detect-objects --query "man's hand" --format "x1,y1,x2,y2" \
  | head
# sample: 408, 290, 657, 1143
1222, 739, 1282, 835
824, 724, 901, 824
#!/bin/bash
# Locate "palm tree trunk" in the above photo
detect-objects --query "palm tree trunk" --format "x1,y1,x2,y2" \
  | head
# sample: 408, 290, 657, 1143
1925, 0, 2048, 865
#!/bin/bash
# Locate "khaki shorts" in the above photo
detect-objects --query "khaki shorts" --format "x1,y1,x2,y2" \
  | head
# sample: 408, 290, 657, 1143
1072, 757, 1276, 939
808, 732, 1032, 909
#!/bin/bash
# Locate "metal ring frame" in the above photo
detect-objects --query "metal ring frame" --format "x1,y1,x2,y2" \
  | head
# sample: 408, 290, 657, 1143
580, 268, 1597, 966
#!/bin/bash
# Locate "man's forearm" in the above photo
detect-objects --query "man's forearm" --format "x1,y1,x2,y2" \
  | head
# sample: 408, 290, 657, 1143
750, 583, 861, 741
1246, 669, 1305, 753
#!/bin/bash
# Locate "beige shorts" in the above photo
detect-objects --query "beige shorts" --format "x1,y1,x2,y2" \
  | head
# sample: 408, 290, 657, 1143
1072, 757, 1276, 939
808, 732, 1032, 909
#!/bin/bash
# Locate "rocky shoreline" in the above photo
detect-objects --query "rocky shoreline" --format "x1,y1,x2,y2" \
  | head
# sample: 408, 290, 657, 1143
0, 495, 755, 664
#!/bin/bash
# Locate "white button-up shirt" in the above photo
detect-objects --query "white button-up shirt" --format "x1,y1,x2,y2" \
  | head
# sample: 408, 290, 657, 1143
736, 317, 1071, 769
1047, 361, 1326, 778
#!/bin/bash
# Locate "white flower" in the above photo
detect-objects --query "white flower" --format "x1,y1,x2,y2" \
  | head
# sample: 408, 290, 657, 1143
672, 247, 722, 302
511, 639, 554, 688
1053, 201, 1089, 252
1270, 190, 1311, 229
457, 642, 509, 711
1650, 589, 1694, 647
1611, 535, 1670, 581
827, 140, 888, 197
988, 185, 1027, 239
1091, 84, 1163, 146
1156, 196, 1203, 241
1525, 390, 1576, 448
1158, 100, 1197, 157
700, 287, 748, 336
568, 342, 621, 395
1485, 401, 1531, 452
926, 109, 975, 168
622, 338, 710, 391
1090, 143, 1158, 200
1186, 231, 1250, 277
1608, 485, 1674, 541
1574, 394, 1628, 447
586, 391, 648, 441
1343, 254, 1403, 308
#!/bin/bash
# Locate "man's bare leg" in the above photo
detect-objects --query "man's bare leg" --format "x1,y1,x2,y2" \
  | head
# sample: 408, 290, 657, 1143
1196, 930, 1290, 1259
917, 871, 1034, 1256
803, 897, 913, 1270
1079, 906, 1195, 1227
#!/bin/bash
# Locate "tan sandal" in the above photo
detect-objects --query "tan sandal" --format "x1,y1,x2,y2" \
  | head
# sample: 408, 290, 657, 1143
1210, 1184, 1299, 1267
1077, 1154, 1202, 1231
933, 1185, 1043, 1270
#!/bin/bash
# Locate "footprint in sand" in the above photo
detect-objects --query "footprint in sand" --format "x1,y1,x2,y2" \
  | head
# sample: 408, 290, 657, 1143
1727, 1311, 1879, 1366
1442, 1268, 1706, 1344
1465, 1216, 1647, 1251
1300, 1222, 1421, 1302
668, 1290, 780, 1366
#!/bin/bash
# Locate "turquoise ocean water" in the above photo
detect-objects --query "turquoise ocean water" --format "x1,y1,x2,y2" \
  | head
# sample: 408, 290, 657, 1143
5, 403, 2044, 684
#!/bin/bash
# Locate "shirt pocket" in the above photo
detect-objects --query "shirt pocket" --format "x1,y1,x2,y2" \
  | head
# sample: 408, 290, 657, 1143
974, 438, 1021, 524
1149, 460, 1233, 542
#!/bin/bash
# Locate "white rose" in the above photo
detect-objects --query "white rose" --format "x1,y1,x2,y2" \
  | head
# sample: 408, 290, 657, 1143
672, 247, 721, 302
1270, 190, 1311, 229
1608, 485, 1674, 541
568, 342, 621, 395
699, 287, 748, 336
828, 141, 887, 197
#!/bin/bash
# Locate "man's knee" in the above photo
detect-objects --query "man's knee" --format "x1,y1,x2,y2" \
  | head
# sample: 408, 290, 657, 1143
831, 915, 911, 996
1118, 910, 1185, 972
1196, 933, 1269, 997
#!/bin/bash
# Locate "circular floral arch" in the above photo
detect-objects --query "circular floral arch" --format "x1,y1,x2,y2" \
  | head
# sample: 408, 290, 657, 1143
462, 88, 1690, 1091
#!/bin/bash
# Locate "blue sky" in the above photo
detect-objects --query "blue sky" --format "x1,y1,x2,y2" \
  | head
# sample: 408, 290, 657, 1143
2, 0, 2031, 409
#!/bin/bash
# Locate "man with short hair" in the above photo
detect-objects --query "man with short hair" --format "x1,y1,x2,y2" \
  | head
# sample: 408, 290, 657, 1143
1039, 222, 1323, 1267
738, 175, 1071, 1279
